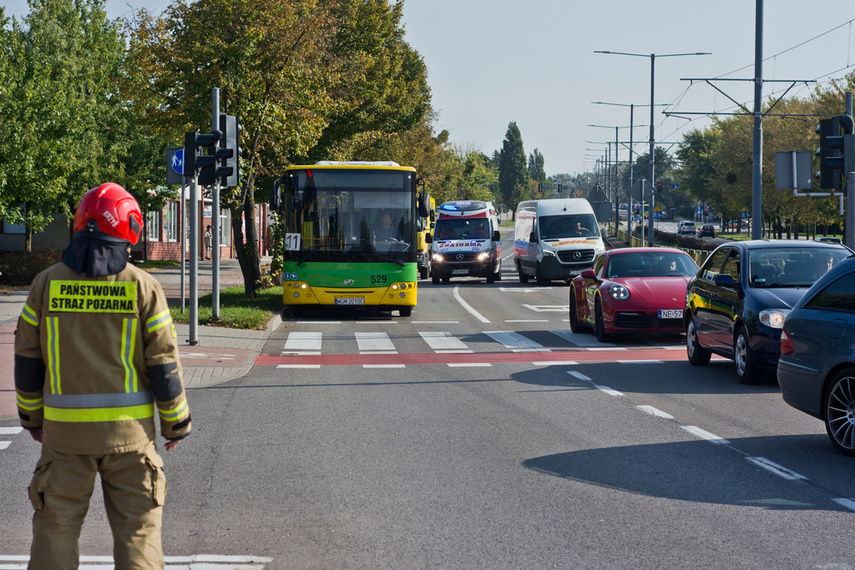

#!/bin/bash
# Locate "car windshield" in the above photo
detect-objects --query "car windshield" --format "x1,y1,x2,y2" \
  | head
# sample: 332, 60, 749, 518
748, 247, 850, 288
607, 251, 697, 278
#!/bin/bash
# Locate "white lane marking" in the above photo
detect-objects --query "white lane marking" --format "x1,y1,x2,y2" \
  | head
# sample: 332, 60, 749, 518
412, 321, 459, 324
0, 442, 11, 450
355, 332, 396, 353
363, 364, 406, 369
499, 287, 549, 293
447, 363, 492, 367
354, 321, 397, 325
746, 457, 808, 481
0, 553, 273, 568
534, 361, 578, 366
419, 331, 470, 352
832, 498, 855, 512
592, 384, 624, 397
301, 321, 342, 324
453, 285, 491, 323
284, 332, 322, 354
485, 331, 548, 351
567, 371, 591, 382
522, 304, 568, 312
619, 360, 663, 364
277, 365, 321, 369
505, 319, 549, 323
663, 346, 685, 350
549, 330, 617, 348
681, 425, 730, 445
0, 427, 23, 435
636, 405, 675, 419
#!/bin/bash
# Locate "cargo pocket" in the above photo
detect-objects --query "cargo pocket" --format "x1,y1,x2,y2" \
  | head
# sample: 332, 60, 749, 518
144, 446, 166, 507
28, 454, 54, 511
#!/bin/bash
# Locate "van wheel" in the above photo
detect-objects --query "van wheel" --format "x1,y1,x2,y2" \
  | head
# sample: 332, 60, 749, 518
486, 272, 495, 284
535, 262, 548, 286
419, 266, 427, 280
431, 270, 440, 285
518, 265, 529, 283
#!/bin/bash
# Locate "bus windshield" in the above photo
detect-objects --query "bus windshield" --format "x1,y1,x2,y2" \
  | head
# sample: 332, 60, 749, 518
282, 168, 416, 263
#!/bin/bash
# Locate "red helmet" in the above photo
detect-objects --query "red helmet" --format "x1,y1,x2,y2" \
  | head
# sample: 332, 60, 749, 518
73, 183, 143, 245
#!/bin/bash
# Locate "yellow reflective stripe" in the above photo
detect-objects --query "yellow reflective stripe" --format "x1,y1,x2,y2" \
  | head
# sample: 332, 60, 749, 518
122, 318, 138, 393
158, 399, 189, 422
46, 317, 61, 394
17, 395, 44, 411
21, 303, 38, 326
44, 403, 155, 423
146, 310, 172, 333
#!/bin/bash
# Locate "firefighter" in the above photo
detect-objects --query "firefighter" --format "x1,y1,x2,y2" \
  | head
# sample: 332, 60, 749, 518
15, 183, 191, 569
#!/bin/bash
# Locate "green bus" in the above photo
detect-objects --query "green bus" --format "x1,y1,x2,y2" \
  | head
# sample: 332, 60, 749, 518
271, 161, 428, 316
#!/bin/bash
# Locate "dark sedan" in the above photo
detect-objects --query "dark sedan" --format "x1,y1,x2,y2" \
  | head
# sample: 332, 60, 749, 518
685, 240, 851, 383
698, 225, 716, 238
778, 255, 855, 456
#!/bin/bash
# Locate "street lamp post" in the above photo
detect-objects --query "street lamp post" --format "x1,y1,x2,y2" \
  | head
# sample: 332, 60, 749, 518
595, 51, 711, 246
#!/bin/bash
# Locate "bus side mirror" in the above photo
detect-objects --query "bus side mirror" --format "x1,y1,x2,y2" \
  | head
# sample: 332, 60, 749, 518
418, 191, 430, 218
426, 234, 433, 244
270, 180, 281, 210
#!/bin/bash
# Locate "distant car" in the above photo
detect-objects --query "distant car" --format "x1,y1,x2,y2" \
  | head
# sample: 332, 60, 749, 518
677, 221, 696, 235
685, 240, 851, 384
569, 248, 699, 342
778, 255, 855, 456
814, 236, 842, 244
698, 225, 716, 238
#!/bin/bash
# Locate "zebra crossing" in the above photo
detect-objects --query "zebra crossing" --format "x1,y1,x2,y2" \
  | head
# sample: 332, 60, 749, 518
0, 554, 272, 568
275, 327, 640, 369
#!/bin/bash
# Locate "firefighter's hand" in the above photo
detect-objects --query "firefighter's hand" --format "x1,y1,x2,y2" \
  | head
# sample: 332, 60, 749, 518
29, 428, 43, 443
164, 438, 180, 451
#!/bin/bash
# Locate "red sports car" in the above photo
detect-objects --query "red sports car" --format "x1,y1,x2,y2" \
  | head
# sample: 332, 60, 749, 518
569, 247, 699, 342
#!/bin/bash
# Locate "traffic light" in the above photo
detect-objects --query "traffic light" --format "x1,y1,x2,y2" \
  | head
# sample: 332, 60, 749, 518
816, 114, 855, 190
183, 130, 220, 178
656, 182, 662, 192
217, 114, 240, 187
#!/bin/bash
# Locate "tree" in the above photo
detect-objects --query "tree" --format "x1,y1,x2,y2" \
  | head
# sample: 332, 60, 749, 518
498, 121, 528, 214
0, 0, 126, 251
124, 0, 342, 297
528, 148, 545, 184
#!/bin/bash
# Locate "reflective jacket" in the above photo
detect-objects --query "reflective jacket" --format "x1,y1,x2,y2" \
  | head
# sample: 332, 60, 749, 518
15, 261, 191, 455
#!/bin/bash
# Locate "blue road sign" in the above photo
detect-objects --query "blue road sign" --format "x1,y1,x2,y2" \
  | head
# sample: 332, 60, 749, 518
740, 210, 749, 219
165, 148, 185, 184
172, 149, 184, 174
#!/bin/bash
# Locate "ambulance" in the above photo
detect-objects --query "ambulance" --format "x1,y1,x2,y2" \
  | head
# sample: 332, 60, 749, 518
427, 200, 502, 284
514, 198, 605, 285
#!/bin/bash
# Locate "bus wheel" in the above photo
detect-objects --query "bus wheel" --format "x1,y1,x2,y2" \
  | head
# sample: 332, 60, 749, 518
399, 306, 412, 317
419, 267, 427, 280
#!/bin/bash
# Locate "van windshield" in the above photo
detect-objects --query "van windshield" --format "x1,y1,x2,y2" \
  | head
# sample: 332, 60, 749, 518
539, 214, 599, 240
434, 218, 490, 240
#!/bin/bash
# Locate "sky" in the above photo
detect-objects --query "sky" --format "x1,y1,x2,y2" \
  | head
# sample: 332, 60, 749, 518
5, 0, 855, 178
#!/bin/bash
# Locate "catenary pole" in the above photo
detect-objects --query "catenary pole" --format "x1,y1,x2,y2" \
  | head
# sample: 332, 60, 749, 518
751, 0, 764, 239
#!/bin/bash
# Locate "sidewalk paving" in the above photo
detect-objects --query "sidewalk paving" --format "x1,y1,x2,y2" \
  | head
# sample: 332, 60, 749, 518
1, 258, 282, 421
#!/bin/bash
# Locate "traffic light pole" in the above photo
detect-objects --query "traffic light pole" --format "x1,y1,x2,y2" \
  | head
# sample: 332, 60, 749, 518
188, 174, 200, 346
847, 92, 854, 249
212, 88, 221, 320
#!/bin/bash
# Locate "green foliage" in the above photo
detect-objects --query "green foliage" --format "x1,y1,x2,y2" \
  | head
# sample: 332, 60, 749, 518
169, 285, 283, 330
498, 122, 529, 211
0, 250, 62, 286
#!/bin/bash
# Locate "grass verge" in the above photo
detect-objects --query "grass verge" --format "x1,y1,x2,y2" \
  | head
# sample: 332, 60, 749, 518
170, 285, 284, 330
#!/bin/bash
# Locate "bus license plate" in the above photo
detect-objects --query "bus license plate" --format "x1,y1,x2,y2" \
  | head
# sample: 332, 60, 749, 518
335, 297, 365, 306
452, 269, 469, 275
658, 309, 682, 319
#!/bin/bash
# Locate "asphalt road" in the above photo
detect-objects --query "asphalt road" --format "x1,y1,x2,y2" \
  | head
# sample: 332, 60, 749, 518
1, 236, 853, 569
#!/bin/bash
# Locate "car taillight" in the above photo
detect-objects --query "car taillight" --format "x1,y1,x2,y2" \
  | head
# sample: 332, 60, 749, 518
780, 329, 794, 355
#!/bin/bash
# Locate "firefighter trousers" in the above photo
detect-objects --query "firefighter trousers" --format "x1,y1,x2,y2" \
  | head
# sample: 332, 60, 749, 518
27, 441, 166, 570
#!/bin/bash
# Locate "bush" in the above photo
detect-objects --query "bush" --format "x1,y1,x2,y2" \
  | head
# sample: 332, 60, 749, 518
0, 250, 62, 286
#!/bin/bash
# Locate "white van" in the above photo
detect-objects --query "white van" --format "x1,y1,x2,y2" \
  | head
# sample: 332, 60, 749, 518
514, 198, 605, 284
427, 200, 502, 284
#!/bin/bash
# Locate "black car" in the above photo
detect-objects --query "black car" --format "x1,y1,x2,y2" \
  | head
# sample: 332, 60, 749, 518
698, 225, 716, 238
778, 255, 855, 456
685, 240, 851, 383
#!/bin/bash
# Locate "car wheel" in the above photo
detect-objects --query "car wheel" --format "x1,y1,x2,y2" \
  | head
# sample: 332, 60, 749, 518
686, 315, 711, 366
594, 297, 612, 342
431, 269, 440, 285
569, 289, 585, 333
734, 327, 760, 384
824, 368, 855, 457
535, 262, 548, 286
